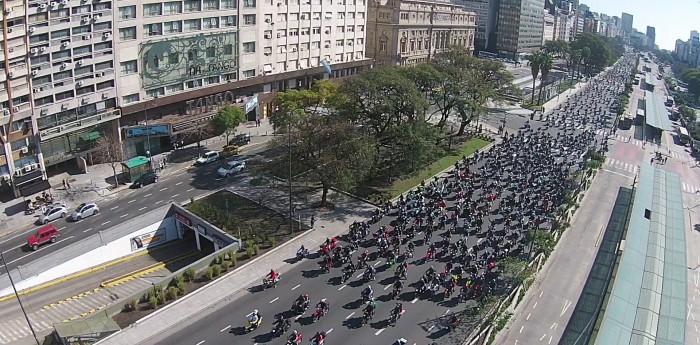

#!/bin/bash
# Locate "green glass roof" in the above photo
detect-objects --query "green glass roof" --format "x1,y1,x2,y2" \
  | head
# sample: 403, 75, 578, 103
645, 91, 673, 131
645, 73, 658, 87
595, 163, 687, 345
122, 156, 150, 169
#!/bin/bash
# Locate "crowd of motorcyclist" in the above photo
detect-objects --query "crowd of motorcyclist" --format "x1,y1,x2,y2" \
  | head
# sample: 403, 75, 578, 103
242, 52, 636, 345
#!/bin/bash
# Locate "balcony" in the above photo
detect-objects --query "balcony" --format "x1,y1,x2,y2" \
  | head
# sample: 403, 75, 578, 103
39, 108, 121, 141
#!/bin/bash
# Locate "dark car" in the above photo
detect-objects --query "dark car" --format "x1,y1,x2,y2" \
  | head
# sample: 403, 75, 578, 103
229, 133, 251, 146
132, 172, 158, 188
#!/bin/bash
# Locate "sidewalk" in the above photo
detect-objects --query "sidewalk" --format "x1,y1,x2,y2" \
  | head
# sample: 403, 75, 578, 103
97, 177, 376, 345
0, 119, 275, 239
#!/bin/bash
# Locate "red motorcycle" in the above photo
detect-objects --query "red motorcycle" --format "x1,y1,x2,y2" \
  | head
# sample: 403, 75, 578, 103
285, 332, 302, 345
312, 306, 327, 323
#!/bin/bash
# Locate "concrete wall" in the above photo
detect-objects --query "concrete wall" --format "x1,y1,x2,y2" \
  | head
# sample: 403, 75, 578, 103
0, 204, 178, 297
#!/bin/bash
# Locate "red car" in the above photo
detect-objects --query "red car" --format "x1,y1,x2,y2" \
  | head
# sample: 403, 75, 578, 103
27, 224, 60, 251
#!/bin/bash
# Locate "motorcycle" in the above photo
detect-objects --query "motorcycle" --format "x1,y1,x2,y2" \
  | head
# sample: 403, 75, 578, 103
271, 319, 291, 337
341, 270, 352, 284
362, 290, 373, 303
312, 306, 327, 323
392, 287, 402, 299
296, 247, 309, 260
263, 275, 280, 289
389, 309, 402, 325
363, 270, 375, 282
292, 300, 309, 314
286, 333, 303, 345
245, 317, 263, 333
361, 309, 374, 325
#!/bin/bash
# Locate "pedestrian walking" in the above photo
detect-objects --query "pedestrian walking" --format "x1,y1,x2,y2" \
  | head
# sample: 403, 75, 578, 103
66, 180, 71, 189
310, 214, 315, 228
62, 179, 67, 190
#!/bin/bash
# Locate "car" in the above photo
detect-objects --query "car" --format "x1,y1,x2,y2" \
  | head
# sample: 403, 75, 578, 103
195, 151, 220, 165
217, 160, 246, 177
132, 172, 158, 188
229, 133, 251, 146
71, 202, 99, 221
38, 204, 67, 224
27, 224, 60, 251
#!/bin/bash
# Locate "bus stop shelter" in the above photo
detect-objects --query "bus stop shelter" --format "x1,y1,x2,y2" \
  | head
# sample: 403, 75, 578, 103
53, 311, 120, 344
644, 91, 673, 132
120, 156, 152, 183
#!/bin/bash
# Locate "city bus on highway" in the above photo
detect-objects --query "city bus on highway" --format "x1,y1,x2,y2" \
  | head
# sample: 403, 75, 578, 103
677, 127, 691, 145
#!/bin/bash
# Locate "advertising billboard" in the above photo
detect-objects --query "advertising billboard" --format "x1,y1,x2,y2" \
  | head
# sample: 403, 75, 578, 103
130, 228, 167, 251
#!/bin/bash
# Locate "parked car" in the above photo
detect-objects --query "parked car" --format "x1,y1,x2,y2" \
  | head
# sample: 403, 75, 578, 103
27, 224, 60, 251
229, 133, 251, 146
132, 172, 158, 188
195, 151, 220, 165
71, 202, 99, 221
38, 204, 68, 224
217, 160, 246, 177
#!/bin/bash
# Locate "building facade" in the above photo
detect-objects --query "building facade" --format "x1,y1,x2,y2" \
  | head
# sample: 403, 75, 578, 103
646, 25, 655, 49
542, 12, 554, 44
620, 12, 632, 35
456, 0, 496, 52
366, 0, 476, 66
0, 0, 373, 197
495, 0, 545, 60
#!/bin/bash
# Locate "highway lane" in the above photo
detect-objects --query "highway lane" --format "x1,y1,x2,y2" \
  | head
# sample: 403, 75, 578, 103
0, 144, 269, 270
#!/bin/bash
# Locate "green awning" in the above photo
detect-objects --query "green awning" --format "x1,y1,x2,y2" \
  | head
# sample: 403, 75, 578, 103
80, 131, 101, 141
122, 156, 150, 169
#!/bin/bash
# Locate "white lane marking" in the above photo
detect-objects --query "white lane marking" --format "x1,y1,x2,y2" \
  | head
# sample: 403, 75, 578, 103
128, 200, 135, 204
550, 323, 558, 330
526, 313, 531, 320
160, 188, 168, 191
539, 334, 547, 341
110, 206, 119, 210
548, 336, 553, 344
443, 309, 450, 316
196, 341, 205, 345
101, 221, 111, 226
83, 228, 92, 233
345, 312, 355, 320
172, 194, 180, 198
139, 207, 147, 211
519, 325, 524, 333
375, 328, 385, 335
326, 328, 333, 334
156, 200, 163, 204
428, 325, 435, 331
187, 188, 195, 192
176, 182, 183, 186
6, 236, 74, 265
145, 193, 152, 197
295, 314, 303, 320
338, 284, 347, 291
411, 298, 418, 304
560, 300, 572, 316
220, 325, 230, 332
269, 297, 279, 304
539, 291, 544, 298
533, 302, 538, 309
356, 273, 363, 279
58, 227, 66, 231
373, 261, 381, 267
120, 214, 129, 218
292, 284, 300, 291
384, 285, 391, 290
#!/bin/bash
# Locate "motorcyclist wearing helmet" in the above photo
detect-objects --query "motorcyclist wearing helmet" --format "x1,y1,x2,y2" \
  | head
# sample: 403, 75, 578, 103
249, 309, 261, 324
295, 294, 310, 310
364, 264, 376, 280
313, 331, 326, 344
364, 298, 377, 319
392, 302, 403, 318
287, 330, 302, 344
274, 315, 289, 332
316, 298, 329, 315
362, 285, 374, 300
268, 269, 278, 283
393, 279, 403, 295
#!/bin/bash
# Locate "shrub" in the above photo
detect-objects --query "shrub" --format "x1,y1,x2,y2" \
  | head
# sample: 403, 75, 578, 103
167, 286, 179, 301
226, 249, 235, 261
246, 247, 255, 258
123, 299, 138, 312
205, 267, 214, 280
230, 254, 237, 267
157, 291, 165, 305
253, 244, 260, 256
267, 236, 277, 248
222, 261, 231, 271
212, 264, 222, 277
140, 292, 150, 304
177, 282, 186, 295
183, 268, 196, 282
217, 254, 225, 264
149, 296, 158, 310
169, 275, 184, 288
245, 239, 255, 249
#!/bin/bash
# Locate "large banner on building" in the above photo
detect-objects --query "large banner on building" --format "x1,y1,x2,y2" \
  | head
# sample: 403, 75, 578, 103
140, 32, 239, 89
130, 228, 167, 251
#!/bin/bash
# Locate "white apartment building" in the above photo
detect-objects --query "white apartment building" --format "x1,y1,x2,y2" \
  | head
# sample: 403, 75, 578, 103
114, 0, 371, 158
0, 0, 120, 197
542, 12, 554, 44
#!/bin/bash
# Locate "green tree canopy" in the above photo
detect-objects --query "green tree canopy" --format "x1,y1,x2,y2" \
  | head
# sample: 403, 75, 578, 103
681, 68, 700, 99
270, 80, 344, 128
211, 105, 246, 144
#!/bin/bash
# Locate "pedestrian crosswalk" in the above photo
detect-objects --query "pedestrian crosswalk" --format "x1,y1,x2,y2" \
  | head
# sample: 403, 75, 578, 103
682, 182, 700, 194
604, 158, 640, 174
0, 276, 154, 344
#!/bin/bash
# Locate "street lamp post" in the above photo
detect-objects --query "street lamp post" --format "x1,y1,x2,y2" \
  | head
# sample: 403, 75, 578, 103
288, 117, 293, 235
0, 251, 40, 345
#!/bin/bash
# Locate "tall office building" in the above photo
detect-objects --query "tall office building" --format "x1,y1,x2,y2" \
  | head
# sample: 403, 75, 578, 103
0, 0, 373, 198
455, 0, 497, 52
691, 30, 699, 43
646, 25, 655, 49
620, 12, 632, 34
366, 0, 476, 66
495, 0, 545, 60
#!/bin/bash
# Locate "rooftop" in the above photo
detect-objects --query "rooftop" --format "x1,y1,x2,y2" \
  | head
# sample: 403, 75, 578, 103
644, 91, 673, 131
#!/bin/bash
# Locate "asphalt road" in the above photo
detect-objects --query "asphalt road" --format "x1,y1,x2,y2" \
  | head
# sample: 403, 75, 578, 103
0, 144, 269, 270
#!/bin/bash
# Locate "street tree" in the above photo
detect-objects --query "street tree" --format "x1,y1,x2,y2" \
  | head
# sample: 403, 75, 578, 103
565, 49, 581, 81
570, 33, 609, 74
537, 54, 554, 105
184, 118, 213, 153
401, 64, 454, 128
542, 40, 568, 58
527, 229, 556, 259
93, 131, 124, 188
270, 80, 344, 129
682, 68, 700, 100
211, 105, 246, 144
267, 111, 377, 207
528, 52, 545, 104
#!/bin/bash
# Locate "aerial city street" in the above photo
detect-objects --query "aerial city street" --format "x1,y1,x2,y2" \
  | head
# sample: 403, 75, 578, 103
0, 1, 696, 345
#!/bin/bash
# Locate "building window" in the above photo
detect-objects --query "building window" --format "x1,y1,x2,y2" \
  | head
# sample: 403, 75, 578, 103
186, 79, 203, 88
143, 23, 162, 37
29, 34, 49, 45
242, 69, 255, 78
97, 80, 114, 91
73, 25, 91, 34
76, 85, 95, 96
94, 2, 111, 10
184, 19, 201, 31
400, 13, 408, 20
336, 39, 343, 46
203, 0, 219, 10
94, 22, 112, 31
35, 96, 53, 106
380, 41, 386, 51
73, 45, 92, 56
337, 12, 344, 19
72, 5, 91, 14
221, 0, 236, 8
95, 61, 113, 71
163, 21, 181, 34
143, 3, 162, 16
75, 65, 94, 76
118, 5, 136, 20
123, 93, 140, 104
243, 0, 256, 7
51, 29, 70, 39
146, 88, 165, 98
224, 44, 234, 55
33, 75, 52, 86
55, 90, 74, 101
168, 52, 179, 64
119, 27, 136, 41
243, 14, 256, 25
166, 84, 184, 93
54, 70, 73, 81
203, 17, 218, 29
52, 50, 71, 60
222, 16, 237, 27
164, 1, 183, 14
184, 0, 201, 12
120, 60, 138, 75
243, 42, 256, 53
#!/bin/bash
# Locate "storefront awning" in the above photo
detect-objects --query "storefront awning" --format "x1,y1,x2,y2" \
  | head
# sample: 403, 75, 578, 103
19, 179, 51, 197
80, 131, 102, 142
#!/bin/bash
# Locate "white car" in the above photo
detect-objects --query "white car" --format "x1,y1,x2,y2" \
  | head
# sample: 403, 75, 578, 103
217, 160, 246, 177
38, 204, 68, 224
195, 151, 220, 165
71, 202, 99, 221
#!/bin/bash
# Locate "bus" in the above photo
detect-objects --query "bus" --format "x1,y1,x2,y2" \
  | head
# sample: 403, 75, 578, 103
478, 51, 497, 59
677, 127, 691, 145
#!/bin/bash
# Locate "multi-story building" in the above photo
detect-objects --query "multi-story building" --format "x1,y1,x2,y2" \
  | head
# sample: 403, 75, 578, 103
366, 0, 476, 66
646, 25, 655, 49
542, 12, 554, 44
0, 0, 121, 197
674, 31, 700, 68
553, 8, 572, 41
495, 0, 544, 60
455, 0, 497, 52
620, 12, 632, 35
